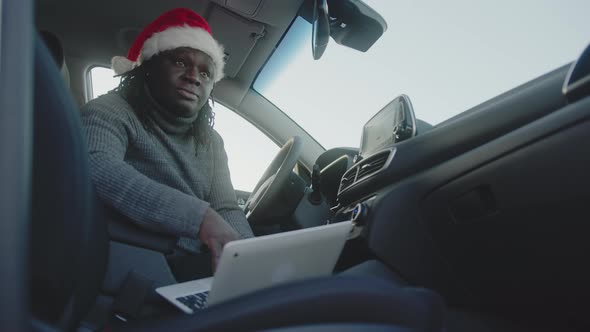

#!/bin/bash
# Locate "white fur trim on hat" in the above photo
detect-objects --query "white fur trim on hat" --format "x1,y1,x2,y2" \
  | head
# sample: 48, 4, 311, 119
111, 56, 136, 75
138, 25, 225, 82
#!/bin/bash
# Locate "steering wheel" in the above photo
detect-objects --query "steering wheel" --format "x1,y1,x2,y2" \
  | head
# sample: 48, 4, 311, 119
244, 136, 303, 224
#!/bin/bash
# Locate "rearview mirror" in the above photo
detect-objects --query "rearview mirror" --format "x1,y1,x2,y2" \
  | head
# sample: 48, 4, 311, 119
305, 0, 387, 59
312, 0, 330, 60
328, 0, 387, 52
359, 94, 416, 158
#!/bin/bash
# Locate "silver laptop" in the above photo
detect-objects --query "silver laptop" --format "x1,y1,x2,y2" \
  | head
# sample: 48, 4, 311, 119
156, 221, 353, 314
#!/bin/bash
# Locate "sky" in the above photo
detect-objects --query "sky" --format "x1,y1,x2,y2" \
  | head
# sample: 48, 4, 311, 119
256, 0, 590, 150
91, 0, 590, 191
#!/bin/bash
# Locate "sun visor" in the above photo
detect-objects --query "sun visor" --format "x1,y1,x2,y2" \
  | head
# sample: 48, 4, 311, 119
225, 0, 264, 16
208, 6, 266, 79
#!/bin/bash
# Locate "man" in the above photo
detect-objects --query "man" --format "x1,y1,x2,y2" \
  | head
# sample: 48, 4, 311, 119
81, 8, 253, 279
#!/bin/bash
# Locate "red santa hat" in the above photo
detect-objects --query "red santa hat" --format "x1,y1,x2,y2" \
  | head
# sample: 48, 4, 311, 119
112, 8, 225, 82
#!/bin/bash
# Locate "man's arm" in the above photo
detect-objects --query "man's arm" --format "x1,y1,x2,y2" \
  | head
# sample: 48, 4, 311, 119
82, 96, 209, 239
208, 131, 255, 239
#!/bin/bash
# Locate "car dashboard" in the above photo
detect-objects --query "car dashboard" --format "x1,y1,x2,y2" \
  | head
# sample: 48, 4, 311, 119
312, 59, 590, 330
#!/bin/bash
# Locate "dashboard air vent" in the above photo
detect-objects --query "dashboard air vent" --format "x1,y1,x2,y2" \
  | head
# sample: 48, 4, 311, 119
356, 151, 389, 180
339, 167, 358, 192
338, 149, 395, 194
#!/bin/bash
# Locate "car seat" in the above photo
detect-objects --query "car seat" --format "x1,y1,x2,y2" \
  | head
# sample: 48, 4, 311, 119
29, 32, 446, 332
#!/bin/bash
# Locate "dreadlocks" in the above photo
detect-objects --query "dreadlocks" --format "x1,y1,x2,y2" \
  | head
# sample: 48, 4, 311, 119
113, 56, 215, 145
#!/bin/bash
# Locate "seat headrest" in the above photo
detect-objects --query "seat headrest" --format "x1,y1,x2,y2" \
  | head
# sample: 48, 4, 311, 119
39, 30, 70, 88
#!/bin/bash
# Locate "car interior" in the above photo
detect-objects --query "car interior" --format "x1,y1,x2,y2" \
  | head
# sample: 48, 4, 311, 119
1, 0, 590, 331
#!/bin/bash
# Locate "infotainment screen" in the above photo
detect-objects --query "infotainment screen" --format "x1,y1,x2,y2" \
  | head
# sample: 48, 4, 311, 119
360, 107, 397, 156
359, 98, 402, 157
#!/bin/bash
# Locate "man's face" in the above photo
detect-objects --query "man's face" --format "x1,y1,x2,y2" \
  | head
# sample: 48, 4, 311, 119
146, 47, 215, 117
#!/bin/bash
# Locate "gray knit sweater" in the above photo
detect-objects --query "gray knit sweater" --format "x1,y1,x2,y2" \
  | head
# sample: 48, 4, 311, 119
81, 91, 254, 252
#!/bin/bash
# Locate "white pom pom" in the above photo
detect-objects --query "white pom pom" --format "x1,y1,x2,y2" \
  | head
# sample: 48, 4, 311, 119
111, 56, 135, 75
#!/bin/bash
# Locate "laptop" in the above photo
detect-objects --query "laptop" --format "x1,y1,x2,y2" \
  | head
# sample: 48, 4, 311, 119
156, 221, 353, 314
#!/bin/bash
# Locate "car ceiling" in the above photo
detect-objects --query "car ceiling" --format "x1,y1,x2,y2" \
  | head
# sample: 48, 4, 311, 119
35, 0, 305, 109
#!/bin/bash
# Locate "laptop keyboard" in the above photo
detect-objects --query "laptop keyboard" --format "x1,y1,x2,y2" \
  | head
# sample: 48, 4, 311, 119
176, 291, 209, 311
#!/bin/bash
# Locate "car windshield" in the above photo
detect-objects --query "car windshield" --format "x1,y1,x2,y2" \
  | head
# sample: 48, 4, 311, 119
254, 0, 590, 150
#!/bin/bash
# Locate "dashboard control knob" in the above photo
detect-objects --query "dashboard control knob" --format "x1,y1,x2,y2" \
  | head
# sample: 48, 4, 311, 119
351, 203, 368, 224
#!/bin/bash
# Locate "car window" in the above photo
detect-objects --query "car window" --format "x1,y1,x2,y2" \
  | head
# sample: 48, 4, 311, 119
88, 66, 119, 100
213, 105, 279, 191
87, 67, 279, 192
254, 0, 590, 150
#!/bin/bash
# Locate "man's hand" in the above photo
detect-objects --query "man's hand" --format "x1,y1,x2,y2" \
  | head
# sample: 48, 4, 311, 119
198, 208, 240, 271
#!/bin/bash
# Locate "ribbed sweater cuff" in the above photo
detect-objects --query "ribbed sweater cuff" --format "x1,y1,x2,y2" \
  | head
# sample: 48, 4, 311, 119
176, 197, 210, 239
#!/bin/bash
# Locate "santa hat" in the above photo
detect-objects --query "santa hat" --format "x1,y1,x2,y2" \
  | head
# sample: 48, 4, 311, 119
112, 8, 225, 82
